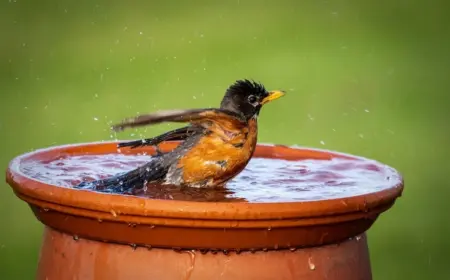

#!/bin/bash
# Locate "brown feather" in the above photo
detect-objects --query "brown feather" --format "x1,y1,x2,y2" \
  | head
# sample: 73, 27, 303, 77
178, 118, 258, 187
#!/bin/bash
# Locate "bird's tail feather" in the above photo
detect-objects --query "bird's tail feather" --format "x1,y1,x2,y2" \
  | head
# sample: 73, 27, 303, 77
75, 159, 168, 194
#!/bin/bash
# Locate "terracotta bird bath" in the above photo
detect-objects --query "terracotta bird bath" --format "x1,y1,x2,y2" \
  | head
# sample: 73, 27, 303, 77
6, 141, 403, 280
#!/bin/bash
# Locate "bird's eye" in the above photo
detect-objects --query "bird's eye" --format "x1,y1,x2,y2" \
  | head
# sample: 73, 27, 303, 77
247, 95, 257, 104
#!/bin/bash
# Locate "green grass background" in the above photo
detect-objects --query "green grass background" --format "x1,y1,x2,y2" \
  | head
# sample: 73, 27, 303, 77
1, 0, 449, 278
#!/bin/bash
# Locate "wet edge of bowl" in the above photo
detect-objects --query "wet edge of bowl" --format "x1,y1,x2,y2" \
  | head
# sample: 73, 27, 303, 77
5, 141, 404, 221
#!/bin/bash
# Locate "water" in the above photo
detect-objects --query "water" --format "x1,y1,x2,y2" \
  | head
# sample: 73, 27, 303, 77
19, 153, 401, 203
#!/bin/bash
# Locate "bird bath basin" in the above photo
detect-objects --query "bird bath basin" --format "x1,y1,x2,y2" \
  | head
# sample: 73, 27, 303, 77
6, 141, 403, 280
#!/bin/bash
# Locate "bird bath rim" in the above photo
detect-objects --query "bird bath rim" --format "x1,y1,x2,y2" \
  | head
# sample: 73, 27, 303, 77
6, 141, 403, 219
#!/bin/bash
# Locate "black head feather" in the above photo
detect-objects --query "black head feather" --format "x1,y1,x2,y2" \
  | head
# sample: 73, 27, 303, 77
225, 79, 268, 97
220, 79, 271, 119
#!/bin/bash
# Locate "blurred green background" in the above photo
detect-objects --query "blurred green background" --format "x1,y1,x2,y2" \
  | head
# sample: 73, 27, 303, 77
1, 0, 449, 278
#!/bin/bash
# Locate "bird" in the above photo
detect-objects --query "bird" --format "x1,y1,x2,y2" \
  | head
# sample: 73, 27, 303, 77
75, 79, 285, 193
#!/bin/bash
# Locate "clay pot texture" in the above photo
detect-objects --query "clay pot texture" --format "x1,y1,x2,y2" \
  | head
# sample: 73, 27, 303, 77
6, 141, 403, 280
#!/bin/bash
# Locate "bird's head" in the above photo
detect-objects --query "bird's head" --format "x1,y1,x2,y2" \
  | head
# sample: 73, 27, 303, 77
220, 79, 285, 120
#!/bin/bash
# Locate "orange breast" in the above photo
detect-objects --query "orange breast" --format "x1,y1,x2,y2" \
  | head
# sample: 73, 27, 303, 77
177, 118, 258, 187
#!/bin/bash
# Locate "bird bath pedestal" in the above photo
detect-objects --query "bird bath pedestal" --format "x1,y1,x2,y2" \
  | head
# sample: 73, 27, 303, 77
6, 141, 403, 280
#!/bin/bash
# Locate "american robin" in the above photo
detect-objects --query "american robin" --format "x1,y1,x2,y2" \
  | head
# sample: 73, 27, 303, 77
76, 79, 285, 193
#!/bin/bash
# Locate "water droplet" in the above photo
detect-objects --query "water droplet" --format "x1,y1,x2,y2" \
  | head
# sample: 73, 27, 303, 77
93, 117, 99, 121
110, 209, 117, 217
130, 243, 137, 250
308, 257, 316, 270
320, 141, 325, 145
364, 109, 370, 113
73, 235, 79, 241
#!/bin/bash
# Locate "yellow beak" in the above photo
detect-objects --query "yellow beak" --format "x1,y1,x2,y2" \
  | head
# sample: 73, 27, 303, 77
261, 90, 286, 105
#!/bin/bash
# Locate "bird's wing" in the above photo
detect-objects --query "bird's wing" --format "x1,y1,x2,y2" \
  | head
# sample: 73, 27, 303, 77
117, 125, 202, 149
111, 109, 246, 138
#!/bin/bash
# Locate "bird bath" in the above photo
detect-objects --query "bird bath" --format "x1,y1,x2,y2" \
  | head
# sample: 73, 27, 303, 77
6, 141, 403, 280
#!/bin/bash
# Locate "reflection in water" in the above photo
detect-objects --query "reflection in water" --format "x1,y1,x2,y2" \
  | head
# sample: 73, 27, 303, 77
20, 153, 402, 203
133, 184, 247, 202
